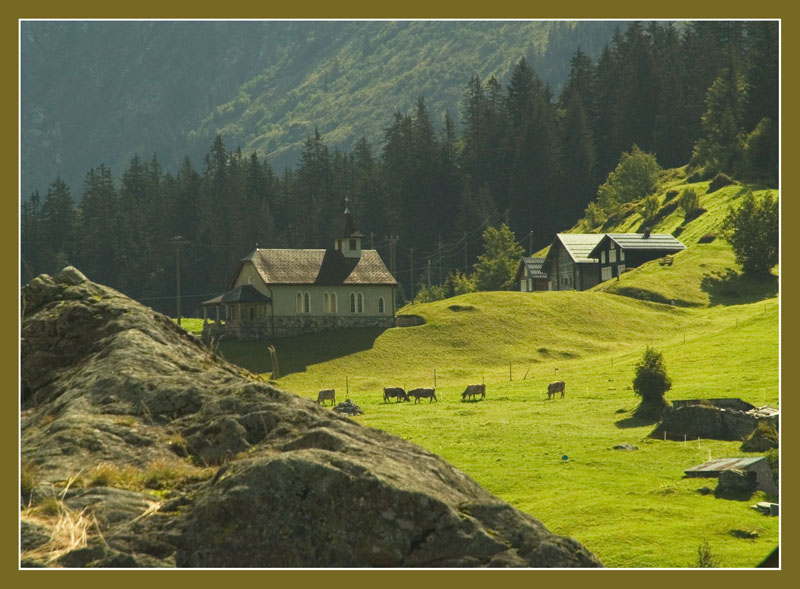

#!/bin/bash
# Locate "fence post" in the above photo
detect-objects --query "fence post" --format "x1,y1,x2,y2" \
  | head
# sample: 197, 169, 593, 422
346, 375, 349, 397
434, 369, 437, 388
509, 363, 512, 381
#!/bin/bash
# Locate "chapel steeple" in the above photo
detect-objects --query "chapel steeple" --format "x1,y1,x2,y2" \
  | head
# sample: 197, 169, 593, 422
335, 196, 363, 259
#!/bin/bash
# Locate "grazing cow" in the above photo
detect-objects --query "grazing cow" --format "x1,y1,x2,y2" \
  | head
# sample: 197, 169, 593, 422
408, 387, 437, 403
461, 384, 486, 401
383, 387, 409, 403
317, 388, 336, 406
547, 381, 566, 400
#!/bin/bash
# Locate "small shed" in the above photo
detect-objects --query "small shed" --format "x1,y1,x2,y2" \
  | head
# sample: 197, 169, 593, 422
685, 457, 778, 497
515, 257, 549, 291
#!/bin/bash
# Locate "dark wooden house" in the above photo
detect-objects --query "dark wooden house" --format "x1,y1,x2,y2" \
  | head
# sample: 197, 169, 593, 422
588, 232, 686, 282
541, 233, 605, 291
514, 257, 550, 291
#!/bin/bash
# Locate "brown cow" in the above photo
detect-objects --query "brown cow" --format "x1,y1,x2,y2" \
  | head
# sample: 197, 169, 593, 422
461, 384, 486, 401
547, 381, 566, 400
408, 388, 437, 403
317, 389, 336, 406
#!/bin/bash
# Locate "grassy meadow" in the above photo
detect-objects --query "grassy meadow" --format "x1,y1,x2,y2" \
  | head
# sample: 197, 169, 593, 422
209, 176, 779, 568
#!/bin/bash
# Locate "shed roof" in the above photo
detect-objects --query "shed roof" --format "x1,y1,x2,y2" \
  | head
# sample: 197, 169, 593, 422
202, 284, 272, 306
684, 457, 767, 475
229, 248, 397, 289
589, 233, 686, 257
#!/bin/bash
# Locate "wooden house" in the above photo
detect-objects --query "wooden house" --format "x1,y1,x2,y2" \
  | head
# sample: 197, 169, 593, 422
201, 207, 397, 341
588, 232, 686, 282
540, 233, 605, 291
514, 257, 549, 291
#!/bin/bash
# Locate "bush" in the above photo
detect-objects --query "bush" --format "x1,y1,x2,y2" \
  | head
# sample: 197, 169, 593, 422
722, 190, 779, 275
708, 173, 734, 193
597, 145, 662, 210
679, 188, 699, 217
633, 347, 672, 419
696, 539, 719, 568
698, 232, 717, 244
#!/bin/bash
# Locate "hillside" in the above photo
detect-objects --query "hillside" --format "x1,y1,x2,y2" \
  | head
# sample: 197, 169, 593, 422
21, 20, 620, 196
217, 173, 779, 567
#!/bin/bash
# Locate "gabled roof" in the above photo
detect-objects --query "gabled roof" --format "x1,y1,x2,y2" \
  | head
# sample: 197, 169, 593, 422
515, 257, 548, 282
228, 248, 397, 289
543, 234, 604, 269
589, 233, 686, 257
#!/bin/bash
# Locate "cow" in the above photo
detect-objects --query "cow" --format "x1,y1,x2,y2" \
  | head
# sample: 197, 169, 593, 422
408, 387, 437, 403
317, 389, 336, 406
547, 381, 566, 400
383, 387, 409, 403
461, 384, 486, 401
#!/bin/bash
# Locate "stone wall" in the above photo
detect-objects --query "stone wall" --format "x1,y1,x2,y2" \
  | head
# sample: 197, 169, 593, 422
202, 314, 395, 342
652, 404, 778, 442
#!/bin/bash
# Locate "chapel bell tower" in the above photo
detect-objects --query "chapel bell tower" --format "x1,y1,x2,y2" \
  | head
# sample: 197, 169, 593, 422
335, 197, 363, 259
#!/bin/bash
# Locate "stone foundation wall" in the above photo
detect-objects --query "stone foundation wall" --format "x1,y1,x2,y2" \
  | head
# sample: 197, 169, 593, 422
202, 315, 395, 342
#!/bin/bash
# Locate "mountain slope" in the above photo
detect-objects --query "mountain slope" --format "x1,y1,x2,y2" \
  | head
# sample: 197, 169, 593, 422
21, 20, 620, 196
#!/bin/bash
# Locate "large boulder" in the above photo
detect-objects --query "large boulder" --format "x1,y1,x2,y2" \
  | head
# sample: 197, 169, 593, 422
21, 269, 601, 568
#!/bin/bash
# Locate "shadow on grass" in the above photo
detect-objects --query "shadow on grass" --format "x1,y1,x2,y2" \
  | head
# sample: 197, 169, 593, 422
218, 327, 386, 376
615, 414, 661, 429
701, 269, 778, 306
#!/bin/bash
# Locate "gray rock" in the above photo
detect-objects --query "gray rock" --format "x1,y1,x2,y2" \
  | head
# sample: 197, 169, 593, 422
715, 469, 758, 500
613, 444, 639, 451
21, 270, 602, 568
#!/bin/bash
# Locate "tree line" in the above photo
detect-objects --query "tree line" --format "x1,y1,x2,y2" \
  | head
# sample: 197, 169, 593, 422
21, 21, 778, 315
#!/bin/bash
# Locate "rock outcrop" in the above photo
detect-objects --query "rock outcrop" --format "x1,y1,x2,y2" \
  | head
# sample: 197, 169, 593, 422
20, 268, 602, 568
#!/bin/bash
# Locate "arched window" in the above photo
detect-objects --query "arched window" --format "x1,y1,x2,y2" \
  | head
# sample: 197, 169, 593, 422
323, 292, 330, 313
331, 292, 338, 313
378, 296, 385, 314
296, 292, 303, 313
350, 292, 356, 313
303, 292, 310, 314
357, 292, 364, 314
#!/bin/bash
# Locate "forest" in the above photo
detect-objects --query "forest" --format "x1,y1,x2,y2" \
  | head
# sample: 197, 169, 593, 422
20, 21, 778, 315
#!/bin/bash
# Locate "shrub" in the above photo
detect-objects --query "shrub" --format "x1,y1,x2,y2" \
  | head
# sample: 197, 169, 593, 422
665, 189, 679, 200
696, 539, 719, 568
679, 188, 699, 217
684, 207, 707, 223
639, 194, 661, 224
722, 190, 779, 275
708, 173, 734, 193
633, 347, 672, 419
698, 232, 717, 244
765, 448, 778, 486
597, 145, 662, 210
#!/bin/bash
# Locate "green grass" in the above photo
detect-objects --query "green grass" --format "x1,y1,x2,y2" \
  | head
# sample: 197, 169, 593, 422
213, 175, 779, 568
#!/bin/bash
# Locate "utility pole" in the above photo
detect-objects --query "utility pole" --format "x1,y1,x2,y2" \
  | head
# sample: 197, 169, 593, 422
171, 236, 189, 326
437, 238, 442, 284
529, 230, 534, 255
463, 231, 468, 273
427, 258, 431, 288
410, 248, 415, 301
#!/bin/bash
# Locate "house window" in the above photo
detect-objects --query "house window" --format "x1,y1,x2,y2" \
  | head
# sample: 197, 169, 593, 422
378, 296, 385, 314
350, 239, 357, 250
601, 266, 612, 281
609, 249, 617, 263
350, 292, 356, 313
331, 292, 337, 313
620, 250, 625, 261
296, 292, 303, 313
323, 292, 330, 313
304, 292, 310, 314
357, 292, 364, 313
601, 251, 606, 263
337, 239, 342, 250
249, 307, 255, 321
